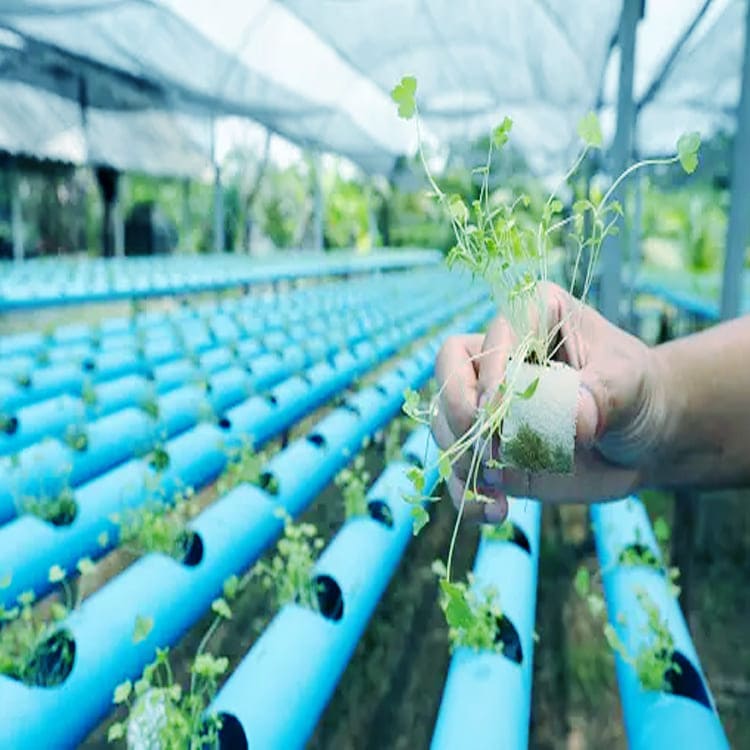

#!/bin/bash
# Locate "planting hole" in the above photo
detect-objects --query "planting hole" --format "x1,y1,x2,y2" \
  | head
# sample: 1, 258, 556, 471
0, 415, 19, 436
314, 574, 344, 621
82, 358, 96, 372
368, 499, 394, 528
180, 531, 204, 567
617, 543, 662, 572
217, 712, 248, 750
144, 370, 156, 382
265, 393, 278, 406
23, 628, 76, 687
218, 416, 232, 431
341, 401, 361, 416
307, 433, 327, 449
258, 471, 280, 495
374, 384, 389, 396
665, 650, 712, 709
496, 615, 523, 664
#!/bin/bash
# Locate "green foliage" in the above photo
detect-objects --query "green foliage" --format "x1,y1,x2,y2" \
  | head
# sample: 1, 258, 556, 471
391, 76, 417, 120
148, 444, 171, 473
482, 521, 515, 543
335, 455, 371, 519
64, 423, 89, 452
577, 112, 603, 149
503, 422, 571, 473
20, 485, 77, 526
253, 513, 324, 612
432, 561, 505, 653
677, 132, 701, 174
217, 439, 266, 495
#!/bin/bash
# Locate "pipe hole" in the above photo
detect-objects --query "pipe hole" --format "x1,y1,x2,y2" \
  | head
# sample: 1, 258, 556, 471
265, 393, 278, 406
180, 531, 204, 567
23, 489, 79, 526
665, 650, 713, 709
0, 415, 19, 436
307, 433, 326, 448
495, 615, 523, 664
82, 358, 96, 372
20, 628, 76, 687
258, 472, 280, 495
314, 574, 344, 621
374, 384, 389, 396
217, 712, 248, 750
617, 543, 662, 572
341, 402, 361, 416
218, 416, 232, 431
482, 523, 531, 554
367, 499, 394, 528
144, 369, 156, 382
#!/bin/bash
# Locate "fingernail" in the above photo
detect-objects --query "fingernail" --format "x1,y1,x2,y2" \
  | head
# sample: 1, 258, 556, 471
483, 467, 503, 487
484, 498, 507, 524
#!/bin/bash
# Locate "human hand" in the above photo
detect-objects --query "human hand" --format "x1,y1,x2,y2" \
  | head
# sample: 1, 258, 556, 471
432, 282, 668, 523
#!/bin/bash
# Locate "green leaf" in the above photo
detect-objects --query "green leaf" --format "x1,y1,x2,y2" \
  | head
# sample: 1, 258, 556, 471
577, 111, 603, 148
97, 531, 110, 548
192, 653, 229, 679
653, 516, 670, 544
438, 454, 452, 482
0, 573, 11, 590
448, 195, 469, 224
491, 116, 513, 149
440, 579, 474, 629
573, 566, 590, 598
107, 722, 126, 742
603, 623, 625, 656
391, 75, 417, 120
677, 131, 701, 174
50, 602, 68, 621
515, 377, 539, 400
407, 466, 425, 493
17, 590, 35, 607
132, 614, 154, 644
76, 557, 96, 577
211, 597, 232, 620
223, 574, 241, 600
113, 680, 132, 705
48, 564, 66, 584
412, 506, 429, 536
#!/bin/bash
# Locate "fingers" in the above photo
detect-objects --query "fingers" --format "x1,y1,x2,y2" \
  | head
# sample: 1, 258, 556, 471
447, 474, 508, 524
476, 316, 514, 408
435, 334, 483, 439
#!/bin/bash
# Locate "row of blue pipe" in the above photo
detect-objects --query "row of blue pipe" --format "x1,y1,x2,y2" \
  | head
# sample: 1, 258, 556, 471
0, 250, 442, 311
0, 302, 491, 748
0, 282, 485, 525
431, 498, 542, 750
635, 282, 720, 323
0, 297, 493, 608
591, 498, 730, 749
0, 270, 458, 410
0, 278, 442, 454
208, 427, 441, 748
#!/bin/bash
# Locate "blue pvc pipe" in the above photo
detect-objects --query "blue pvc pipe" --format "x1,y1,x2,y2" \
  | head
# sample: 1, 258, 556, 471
591, 498, 729, 749
431, 497, 542, 750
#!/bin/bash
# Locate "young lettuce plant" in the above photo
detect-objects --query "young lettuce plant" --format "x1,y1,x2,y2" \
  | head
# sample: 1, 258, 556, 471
391, 75, 701, 585
335, 454, 371, 519
108, 575, 243, 749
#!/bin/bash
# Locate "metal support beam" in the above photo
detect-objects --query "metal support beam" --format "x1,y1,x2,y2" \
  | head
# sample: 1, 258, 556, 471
113, 175, 125, 257
10, 169, 24, 262
181, 178, 191, 252
213, 165, 225, 253
720, 0, 750, 320
599, 0, 640, 322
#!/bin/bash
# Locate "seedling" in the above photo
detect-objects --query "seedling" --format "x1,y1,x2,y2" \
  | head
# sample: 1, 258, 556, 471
0, 557, 95, 686
148, 444, 171, 473
252, 511, 324, 612
390, 77, 701, 629
335, 454, 371, 519
217, 439, 272, 495
64, 423, 89, 452
109, 576, 243, 749
19, 485, 77, 526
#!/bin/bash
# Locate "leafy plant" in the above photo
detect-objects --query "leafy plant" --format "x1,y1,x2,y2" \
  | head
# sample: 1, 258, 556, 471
0, 558, 95, 686
390, 75, 700, 591
431, 560, 505, 653
148, 444, 171, 473
217, 439, 265, 496
64, 423, 89, 452
108, 576, 243, 749
253, 511, 324, 612
19, 485, 77, 526
335, 454, 371, 518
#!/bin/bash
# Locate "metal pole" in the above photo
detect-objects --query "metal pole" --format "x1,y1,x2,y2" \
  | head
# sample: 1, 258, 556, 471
10, 168, 24, 262
114, 174, 125, 257
627, 169, 643, 332
720, 0, 750, 320
211, 118, 225, 253
599, 0, 640, 322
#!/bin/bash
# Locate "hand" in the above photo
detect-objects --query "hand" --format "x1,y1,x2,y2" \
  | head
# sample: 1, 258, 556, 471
432, 282, 668, 523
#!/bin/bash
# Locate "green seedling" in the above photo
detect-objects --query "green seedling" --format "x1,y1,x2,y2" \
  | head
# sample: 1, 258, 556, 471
335, 454, 371, 519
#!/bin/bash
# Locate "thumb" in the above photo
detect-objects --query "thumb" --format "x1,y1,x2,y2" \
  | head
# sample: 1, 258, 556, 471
477, 316, 514, 409
576, 370, 606, 448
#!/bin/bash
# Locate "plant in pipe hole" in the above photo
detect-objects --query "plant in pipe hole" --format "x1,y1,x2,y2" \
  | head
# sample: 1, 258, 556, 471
18, 481, 78, 526
391, 75, 700, 624
108, 574, 243, 749
0, 557, 96, 686
114, 486, 198, 561
573, 562, 680, 692
217, 438, 271, 496
335, 454, 371, 519
252, 510, 325, 613
64, 422, 89, 452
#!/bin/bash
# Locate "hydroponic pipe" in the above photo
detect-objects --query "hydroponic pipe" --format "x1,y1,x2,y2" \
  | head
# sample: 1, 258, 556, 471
0, 317, 474, 747
207, 429, 440, 749
590, 498, 730, 749
431, 497, 542, 750
0, 298, 490, 606
0, 285, 473, 527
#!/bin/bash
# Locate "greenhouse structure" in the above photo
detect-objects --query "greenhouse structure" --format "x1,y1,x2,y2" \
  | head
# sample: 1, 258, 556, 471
0, 1, 747, 748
